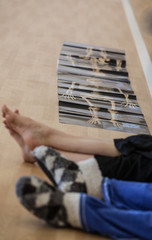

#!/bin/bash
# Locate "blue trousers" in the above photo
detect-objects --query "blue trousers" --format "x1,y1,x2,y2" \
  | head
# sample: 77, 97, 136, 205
80, 178, 152, 240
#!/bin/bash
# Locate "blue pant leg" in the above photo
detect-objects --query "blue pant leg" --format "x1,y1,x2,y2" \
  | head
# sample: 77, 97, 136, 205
80, 193, 152, 240
102, 177, 152, 210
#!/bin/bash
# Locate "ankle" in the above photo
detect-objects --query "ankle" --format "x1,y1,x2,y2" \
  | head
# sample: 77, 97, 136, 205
78, 157, 103, 199
63, 192, 81, 228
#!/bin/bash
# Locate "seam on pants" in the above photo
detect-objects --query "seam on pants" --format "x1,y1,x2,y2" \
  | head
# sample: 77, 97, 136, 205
80, 193, 90, 232
102, 177, 111, 204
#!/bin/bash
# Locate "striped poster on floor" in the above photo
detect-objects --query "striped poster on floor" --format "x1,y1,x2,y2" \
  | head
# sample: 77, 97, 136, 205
57, 41, 149, 134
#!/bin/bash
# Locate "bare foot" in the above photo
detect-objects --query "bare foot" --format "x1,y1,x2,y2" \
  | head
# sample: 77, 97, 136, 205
9, 129, 35, 163
2, 105, 52, 151
2, 108, 35, 163
2, 105, 96, 163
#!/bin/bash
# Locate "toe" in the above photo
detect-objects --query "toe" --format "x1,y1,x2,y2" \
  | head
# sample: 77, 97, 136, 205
14, 109, 19, 114
1, 104, 11, 117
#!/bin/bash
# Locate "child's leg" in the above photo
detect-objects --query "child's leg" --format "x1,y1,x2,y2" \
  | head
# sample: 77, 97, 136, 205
34, 146, 102, 198
33, 145, 152, 199
80, 193, 152, 240
2, 105, 121, 158
57, 150, 93, 162
16, 175, 152, 240
102, 177, 152, 210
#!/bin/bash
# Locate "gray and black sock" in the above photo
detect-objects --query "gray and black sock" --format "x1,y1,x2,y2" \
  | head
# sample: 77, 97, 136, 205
33, 146, 102, 198
16, 176, 81, 228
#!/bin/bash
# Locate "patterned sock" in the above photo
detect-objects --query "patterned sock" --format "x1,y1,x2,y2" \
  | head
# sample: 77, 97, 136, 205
15, 176, 81, 228
33, 146, 102, 198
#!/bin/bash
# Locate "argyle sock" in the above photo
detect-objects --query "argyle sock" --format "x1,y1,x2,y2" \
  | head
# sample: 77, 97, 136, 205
33, 146, 102, 198
15, 176, 81, 228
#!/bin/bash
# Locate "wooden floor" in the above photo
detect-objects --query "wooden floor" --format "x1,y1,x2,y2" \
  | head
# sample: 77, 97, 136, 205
0, 0, 152, 239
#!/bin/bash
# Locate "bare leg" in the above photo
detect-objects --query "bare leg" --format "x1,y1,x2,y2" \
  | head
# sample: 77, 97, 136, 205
9, 129, 92, 162
58, 150, 93, 162
6, 128, 92, 163
2, 105, 121, 159
3, 112, 92, 163
2, 109, 94, 163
